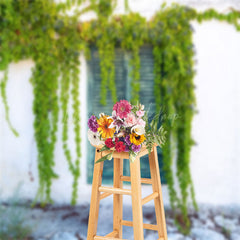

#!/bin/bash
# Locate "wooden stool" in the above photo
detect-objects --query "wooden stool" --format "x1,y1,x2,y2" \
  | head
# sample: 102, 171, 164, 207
87, 144, 168, 240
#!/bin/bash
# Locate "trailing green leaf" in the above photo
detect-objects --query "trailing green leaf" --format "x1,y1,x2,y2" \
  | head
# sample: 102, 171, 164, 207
0, 69, 19, 136
129, 150, 138, 163
95, 152, 113, 163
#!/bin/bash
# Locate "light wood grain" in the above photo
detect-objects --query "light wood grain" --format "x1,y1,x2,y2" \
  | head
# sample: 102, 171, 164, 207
142, 192, 159, 205
93, 143, 158, 159
87, 150, 104, 240
130, 156, 144, 240
120, 176, 152, 184
94, 236, 126, 240
100, 192, 112, 200
87, 144, 167, 240
149, 146, 168, 240
104, 230, 118, 237
113, 158, 123, 238
121, 220, 158, 231
99, 186, 131, 195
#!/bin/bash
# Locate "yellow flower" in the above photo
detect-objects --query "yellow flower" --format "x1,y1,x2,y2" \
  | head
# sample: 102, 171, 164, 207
129, 133, 146, 145
97, 116, 115, 139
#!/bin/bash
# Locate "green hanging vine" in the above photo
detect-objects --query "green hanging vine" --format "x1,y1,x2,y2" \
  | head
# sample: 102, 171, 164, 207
1, 0, 240, 233
97, 22, 117, 105
117, 13, 147, 104
31, 59, 60, 204
149, 5, 198, 233
0, 1, 19, 137
0, 69, 19, 136
0, 0, 84, 205
57, 13, 84, 205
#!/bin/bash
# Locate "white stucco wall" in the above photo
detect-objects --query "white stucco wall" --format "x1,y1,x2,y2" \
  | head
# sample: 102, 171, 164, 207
191, 20, 240, 204
0, 0, 240, 205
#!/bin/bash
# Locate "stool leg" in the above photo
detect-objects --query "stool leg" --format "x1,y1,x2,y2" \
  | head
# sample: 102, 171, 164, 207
87, 150, 104, 240
149, 146, 168, 240
130, 157, 144, 240
113, 158, 123, 238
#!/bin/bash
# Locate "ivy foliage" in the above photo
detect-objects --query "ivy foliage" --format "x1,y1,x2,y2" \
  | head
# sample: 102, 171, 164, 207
1, 0, 240, 233
116, 13, 147, 104
0, 0, 83, 205
149, 5, 198, 233
0, 69, 19, 136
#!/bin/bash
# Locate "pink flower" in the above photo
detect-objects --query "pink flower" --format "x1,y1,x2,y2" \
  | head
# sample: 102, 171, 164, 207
136, 110, 145, 117
137, 118, 146, 127
113, 100, 132, 119
125, 113, 137, 127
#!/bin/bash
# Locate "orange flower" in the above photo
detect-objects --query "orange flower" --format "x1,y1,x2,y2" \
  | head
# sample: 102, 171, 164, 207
97, 116, 115, 139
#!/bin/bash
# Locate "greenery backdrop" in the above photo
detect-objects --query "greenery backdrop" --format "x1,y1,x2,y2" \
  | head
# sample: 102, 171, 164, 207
1, 0, 240, 233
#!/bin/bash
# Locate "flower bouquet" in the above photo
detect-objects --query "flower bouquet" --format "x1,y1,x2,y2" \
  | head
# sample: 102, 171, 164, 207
88, 100, 166, 163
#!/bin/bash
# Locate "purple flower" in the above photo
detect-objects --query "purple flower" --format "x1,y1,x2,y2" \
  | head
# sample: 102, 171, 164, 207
114, 119, 124, 127
124, 135, 131, 146
88, 115, 99, 132
124, 145, 130, 152
131, 144, 141, 153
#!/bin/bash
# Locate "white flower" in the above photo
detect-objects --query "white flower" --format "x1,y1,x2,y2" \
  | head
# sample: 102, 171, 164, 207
139, 104, 144, 111
88, 129, 103, 146
131, 125, 145, 135
116, 131, 125, 137
112, 110, 117, 117
137, 118, 146, 127
109, 110, 124, 131
99, 112, 105, 118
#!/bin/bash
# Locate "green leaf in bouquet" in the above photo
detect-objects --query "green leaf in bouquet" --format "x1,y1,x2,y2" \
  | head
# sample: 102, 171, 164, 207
98, 145, 110, 152
129, 151, 138, 163
95, 152, 113, 164
156, 126, 167, 146
150, 117, 158, 133
155, 135, 162, 147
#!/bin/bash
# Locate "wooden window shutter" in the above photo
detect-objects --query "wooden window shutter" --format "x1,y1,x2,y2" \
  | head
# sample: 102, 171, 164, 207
87, 46, 166, 184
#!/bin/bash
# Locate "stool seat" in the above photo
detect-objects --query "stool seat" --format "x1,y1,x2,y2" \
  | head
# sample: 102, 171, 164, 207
93, 143, 157, 159
87, 145, 168, 240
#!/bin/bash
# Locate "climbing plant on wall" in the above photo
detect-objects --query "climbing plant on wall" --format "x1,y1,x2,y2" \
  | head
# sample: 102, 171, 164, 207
1, 0, 240, 233
150, 6, 198, 232
0, 0, 84, 205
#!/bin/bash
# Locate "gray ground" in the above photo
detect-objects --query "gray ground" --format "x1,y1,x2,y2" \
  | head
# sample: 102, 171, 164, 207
1, 202, 240, 240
